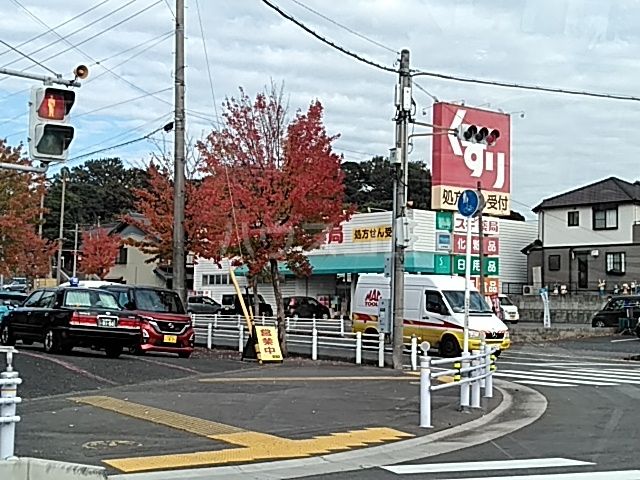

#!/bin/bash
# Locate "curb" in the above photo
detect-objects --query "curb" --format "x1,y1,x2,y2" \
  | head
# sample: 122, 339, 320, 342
109, 380, 547, 480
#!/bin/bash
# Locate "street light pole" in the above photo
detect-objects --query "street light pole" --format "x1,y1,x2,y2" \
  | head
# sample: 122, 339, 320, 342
172, 0, 187, 303
391, 49, 412, 370
56, 169, 69, 285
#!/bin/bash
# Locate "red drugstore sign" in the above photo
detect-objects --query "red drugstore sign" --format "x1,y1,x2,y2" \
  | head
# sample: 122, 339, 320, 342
431, 102, 511, 216
453, 234, 499, 255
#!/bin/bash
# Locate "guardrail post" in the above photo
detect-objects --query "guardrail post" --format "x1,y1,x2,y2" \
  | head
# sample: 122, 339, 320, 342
207, 322, 212, 349
285, 317, 290, 332
236, 314, 241, 327
484, 345, 494, 398
410, 336, 418, 371
479, 339, 487, 388
238, 324, 244, 352
471, 350, 481, 409
356, 331, 362, 365
261, 315, 266, 326
0, 348, 21, 460
312, 315, 317, 330
419, 353, 432, 428
339, 316, 345, 337
460, 351, 470, 409
214, 313, 218, 329
378, 332, 385, 368
312, 327, 318, 360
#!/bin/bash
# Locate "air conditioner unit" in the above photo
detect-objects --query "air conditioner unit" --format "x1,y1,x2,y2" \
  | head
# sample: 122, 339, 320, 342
591, 250, 599, 257
522, 285, 536, 295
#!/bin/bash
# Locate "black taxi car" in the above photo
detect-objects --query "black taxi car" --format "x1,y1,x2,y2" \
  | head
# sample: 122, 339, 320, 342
0, 286, 141, 358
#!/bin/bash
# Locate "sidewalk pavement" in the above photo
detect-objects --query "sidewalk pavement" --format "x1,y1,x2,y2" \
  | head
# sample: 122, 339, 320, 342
15, 358, 500, 476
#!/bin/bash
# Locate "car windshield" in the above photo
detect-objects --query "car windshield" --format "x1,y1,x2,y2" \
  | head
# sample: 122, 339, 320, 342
64, 290, 121, 310
201, 297, 219, 306
443, 290, 493, 314
134, 288, 185, 313
499, 296, 514, 306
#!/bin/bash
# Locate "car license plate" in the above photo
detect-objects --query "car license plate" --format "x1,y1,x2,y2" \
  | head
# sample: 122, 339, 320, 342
98, 317, 117, 328
164, 335, 177, 343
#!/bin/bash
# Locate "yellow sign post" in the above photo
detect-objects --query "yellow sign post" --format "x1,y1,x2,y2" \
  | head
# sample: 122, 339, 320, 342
229, 268, 283, 363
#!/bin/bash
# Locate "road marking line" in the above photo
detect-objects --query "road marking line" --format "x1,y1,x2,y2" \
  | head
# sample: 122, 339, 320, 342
610, 337, 639, 343
509, 380, 574, 387
134, 356, 200, 374
198, 376, 412, 383
582, 368, 640, 376
71, 395, 412, 473
497, 370, 617, 386
536, 369, 640, 384
22, 351, 119, 385
436, 470, 640, 480
381, 457, 593, 474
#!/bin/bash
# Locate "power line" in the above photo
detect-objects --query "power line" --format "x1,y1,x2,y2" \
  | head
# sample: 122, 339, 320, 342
195, 0, 220, 123
411, 69, 640, 103
285, 0, 398, 55
162, 0, 176, 19
260, 0, 396, 74
89, 30, 173, 67
0, 0, 112, 60
75, 87, 172, 118
0, 38, 58, 75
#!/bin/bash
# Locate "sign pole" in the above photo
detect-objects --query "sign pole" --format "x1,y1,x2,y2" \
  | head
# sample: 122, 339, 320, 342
463, 214, 472, 355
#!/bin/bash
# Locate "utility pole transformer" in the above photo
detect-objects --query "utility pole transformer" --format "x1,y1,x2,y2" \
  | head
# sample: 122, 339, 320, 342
172, 0, 187, 304
391, 50, 412, 370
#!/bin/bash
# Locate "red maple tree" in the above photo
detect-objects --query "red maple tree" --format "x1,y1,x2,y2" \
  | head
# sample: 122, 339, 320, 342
196, 87, 351, 353
126, 161, 202, 267
0, 140, 54, 278
78, 228, 121, 279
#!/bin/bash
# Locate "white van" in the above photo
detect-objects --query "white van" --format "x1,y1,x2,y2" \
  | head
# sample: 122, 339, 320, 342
498, 294, 520, 323
352, 274, 510, 357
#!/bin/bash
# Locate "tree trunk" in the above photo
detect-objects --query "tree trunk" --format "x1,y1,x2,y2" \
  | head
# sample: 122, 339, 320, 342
251, 276, 260, 318
270, 258, 287, 356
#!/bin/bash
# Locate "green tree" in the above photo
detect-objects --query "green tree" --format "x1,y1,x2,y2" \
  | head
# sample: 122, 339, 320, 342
42, 158, 148, 242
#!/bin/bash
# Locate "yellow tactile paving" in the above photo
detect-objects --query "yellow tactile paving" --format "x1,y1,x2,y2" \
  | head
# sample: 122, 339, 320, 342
71, 395, 413, 473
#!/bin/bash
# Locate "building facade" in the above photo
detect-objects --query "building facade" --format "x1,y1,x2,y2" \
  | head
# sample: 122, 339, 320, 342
193, 209, 538, 316
526, 177, 640, 293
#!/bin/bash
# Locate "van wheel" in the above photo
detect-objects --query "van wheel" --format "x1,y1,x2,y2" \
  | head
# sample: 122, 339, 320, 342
439, 335, 461, 358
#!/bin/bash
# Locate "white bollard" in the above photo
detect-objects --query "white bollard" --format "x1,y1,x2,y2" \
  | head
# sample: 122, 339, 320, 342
340, 316, 345, 337
312, 327, 318, 360
420, 355, 432, 428
378, 332, 385, 368
261, 315, 266, 326
484, 345, 494, 398
0, 350, 21, 460
479, 340, 487, 388
207, 322, 212, 349
410, 336, 418, 371
471, 350, 481, 408
238, 324, 244, 352
286, 317, 290, 332
460, 351, 470, 408
356, 331, 362, 364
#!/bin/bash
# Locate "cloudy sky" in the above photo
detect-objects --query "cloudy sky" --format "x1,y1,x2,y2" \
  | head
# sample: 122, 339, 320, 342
0, 0, 639, 218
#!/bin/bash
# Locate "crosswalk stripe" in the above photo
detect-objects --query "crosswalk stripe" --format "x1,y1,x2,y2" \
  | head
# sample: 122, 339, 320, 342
533, 369, 640, 385
581, 368, 640, 377
493, 373, 575, 387
380, 458, 593, 474
496, 370, 618, 386
436, 470, 640, 480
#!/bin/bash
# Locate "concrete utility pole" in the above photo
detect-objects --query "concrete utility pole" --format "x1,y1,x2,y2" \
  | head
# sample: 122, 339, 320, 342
56, 169, 69, 285
391, 49, 412, 370
72, 223, 79, 278
172, 0, 187, 303
477, 181, 485, 297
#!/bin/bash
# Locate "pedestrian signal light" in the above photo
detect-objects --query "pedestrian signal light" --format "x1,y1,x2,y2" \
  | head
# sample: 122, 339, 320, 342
28, 86, 76, 162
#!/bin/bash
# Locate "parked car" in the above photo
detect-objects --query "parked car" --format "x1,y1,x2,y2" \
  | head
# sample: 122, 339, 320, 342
220, 293, 273, 317
0, 292, 27, 322
2, 278, 28, 293
0, 287, 140, 358
497, 294, 520, 324
187, 295, 222, 314
98, 284, 194, 358
283, 296, 331, 319
592, 295, 640, 328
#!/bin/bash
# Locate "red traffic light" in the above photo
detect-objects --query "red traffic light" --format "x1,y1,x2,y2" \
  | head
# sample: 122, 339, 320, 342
486, 129, 500, 145
36, 88, 75, 120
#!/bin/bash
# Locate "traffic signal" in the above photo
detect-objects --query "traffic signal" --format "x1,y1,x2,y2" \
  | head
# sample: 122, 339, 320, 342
456, 124, 500, 146
28, 86, 76, 162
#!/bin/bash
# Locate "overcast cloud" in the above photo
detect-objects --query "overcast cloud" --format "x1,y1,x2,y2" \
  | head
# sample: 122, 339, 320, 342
1, 0, 639, 217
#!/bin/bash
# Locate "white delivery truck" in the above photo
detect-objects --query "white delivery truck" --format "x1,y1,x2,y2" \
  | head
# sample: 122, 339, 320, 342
497, 294, 520, 324
352, 273, 510, 357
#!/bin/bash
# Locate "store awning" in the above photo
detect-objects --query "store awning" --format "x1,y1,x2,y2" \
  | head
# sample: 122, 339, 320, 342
234, 251, 436, 276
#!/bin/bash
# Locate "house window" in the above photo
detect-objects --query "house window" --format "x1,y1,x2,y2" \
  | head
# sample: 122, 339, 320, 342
548, 255, 561, 271
606, 252, 626, 275
593, 206, 618, 230
202, 274, 230, 286
115, 247, 128, 265
567, 211, 579, 227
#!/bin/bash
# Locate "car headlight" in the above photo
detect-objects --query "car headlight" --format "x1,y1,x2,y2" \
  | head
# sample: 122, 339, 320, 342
503, 331, 510, 338
468, 329, 482, 338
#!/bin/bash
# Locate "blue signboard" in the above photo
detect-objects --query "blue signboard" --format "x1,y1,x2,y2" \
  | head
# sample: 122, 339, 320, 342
457, 189, 480, 218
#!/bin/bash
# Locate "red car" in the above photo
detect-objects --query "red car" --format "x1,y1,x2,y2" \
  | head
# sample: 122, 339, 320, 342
99, 285, 194, 358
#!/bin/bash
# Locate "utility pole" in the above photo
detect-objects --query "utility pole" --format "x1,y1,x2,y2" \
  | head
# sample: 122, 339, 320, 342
391, 49, 412, 370
172, 0, 187, 304
56, 169, 69, 285
38, 187, 45, 238
72, 223, 79, 278
477, 181, 485, 297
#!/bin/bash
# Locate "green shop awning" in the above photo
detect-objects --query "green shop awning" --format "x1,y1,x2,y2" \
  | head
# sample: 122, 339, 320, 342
234, 251, 436, 276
